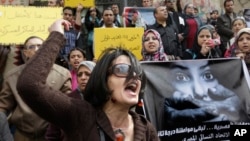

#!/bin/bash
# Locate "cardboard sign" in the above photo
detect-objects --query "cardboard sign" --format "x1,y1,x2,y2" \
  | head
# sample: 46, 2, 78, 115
123, 7, 155, 28
94, 28, 144, 60
64, 0, 94, 7
0, 6, 62, 44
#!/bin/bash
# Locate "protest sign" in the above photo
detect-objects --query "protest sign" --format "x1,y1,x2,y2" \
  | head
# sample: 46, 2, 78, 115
123, 7, 155, 28
94, 28, 144, 60
243, 9, 250, 28
0, 6, 62, 44
64, 0, 94, 7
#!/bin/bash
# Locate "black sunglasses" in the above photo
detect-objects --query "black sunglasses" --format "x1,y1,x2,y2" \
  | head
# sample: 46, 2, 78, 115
109, 64, 132, 78
109, 64, 143, 80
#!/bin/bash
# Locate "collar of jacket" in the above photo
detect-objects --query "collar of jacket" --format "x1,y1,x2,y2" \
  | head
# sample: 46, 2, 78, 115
95, 109, 148, 141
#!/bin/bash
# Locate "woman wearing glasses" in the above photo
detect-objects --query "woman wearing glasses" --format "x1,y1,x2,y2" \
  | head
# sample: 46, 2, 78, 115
16, 19, 159, 141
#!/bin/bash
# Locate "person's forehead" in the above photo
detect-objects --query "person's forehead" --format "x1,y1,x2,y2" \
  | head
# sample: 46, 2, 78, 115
157, 6, 166, 11
64, 9, 73, 13
146, 31, 155, 35
78, 65, 91, 71
174, 61, 208, 69
103, 10, 113, 14
199, 29, 211, 34
225, 1, 234, 6
26, 38, 43, 45
240, 32, 250, 37
113, 55, 130, 64
70, 50, 83, 54
233, 19, 244, 24
48, 0, 56, 2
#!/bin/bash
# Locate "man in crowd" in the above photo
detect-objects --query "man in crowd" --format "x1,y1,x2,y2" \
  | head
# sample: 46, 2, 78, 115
111, 3, 124, 27
101, 8, 117, 28
0, 36, 72, 141
148, 6, 181, 58
216, 0, 237, 48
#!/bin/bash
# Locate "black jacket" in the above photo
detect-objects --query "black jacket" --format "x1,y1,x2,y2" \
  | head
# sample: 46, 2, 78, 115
216, 12, 237, 47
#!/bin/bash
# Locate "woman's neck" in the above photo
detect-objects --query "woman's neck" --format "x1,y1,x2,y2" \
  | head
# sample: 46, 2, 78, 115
105, 111, 134, 141
104, 106, 131, 128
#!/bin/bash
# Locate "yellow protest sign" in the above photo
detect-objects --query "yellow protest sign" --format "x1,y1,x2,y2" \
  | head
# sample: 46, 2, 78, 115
0, 6, 62, 44
64, 0, 94, 7
94, 28, 144, 60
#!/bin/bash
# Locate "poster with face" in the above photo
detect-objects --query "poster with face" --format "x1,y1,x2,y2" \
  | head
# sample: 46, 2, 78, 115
139, 58, 250, 140
244, 9, 250, 28
123, 7, 155, 29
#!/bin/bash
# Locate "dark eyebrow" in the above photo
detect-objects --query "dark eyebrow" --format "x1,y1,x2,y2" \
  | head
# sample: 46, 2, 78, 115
199, 64, 209, 70
169, 64, 188, 70
170, 62, 209, 70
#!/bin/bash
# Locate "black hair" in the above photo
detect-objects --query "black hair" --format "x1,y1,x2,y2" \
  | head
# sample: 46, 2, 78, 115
67, 47, 86, 60
224, 0, 234, 7
111, 3, 119, 7
84, 47, 146, 108
210, 9, 219, 15
102, 7, 113, 16
55, 0, 61, 6
84, 7, 102, 22
193, 6, 198, 11
153, 6, 168, 18
63, 6, 74, 15
153, 7, 157, 17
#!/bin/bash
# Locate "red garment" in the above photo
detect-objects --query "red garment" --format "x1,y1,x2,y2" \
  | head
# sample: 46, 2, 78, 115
186, 18, 198, 49
70, 70, 78, 90
224, 44, 235, 58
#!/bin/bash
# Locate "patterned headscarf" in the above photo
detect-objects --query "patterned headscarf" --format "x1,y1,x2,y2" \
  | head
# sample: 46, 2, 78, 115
141, 29, 167, 61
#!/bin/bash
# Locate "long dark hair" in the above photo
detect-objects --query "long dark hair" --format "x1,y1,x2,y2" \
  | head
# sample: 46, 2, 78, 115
84, 47, 146, 108
84, 7, 102, 31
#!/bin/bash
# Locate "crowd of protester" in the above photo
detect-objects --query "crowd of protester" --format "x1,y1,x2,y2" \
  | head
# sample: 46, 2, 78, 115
1, 0, 250, 140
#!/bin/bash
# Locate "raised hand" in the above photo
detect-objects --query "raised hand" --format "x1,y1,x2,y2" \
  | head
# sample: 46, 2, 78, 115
48, 19, 71, 34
